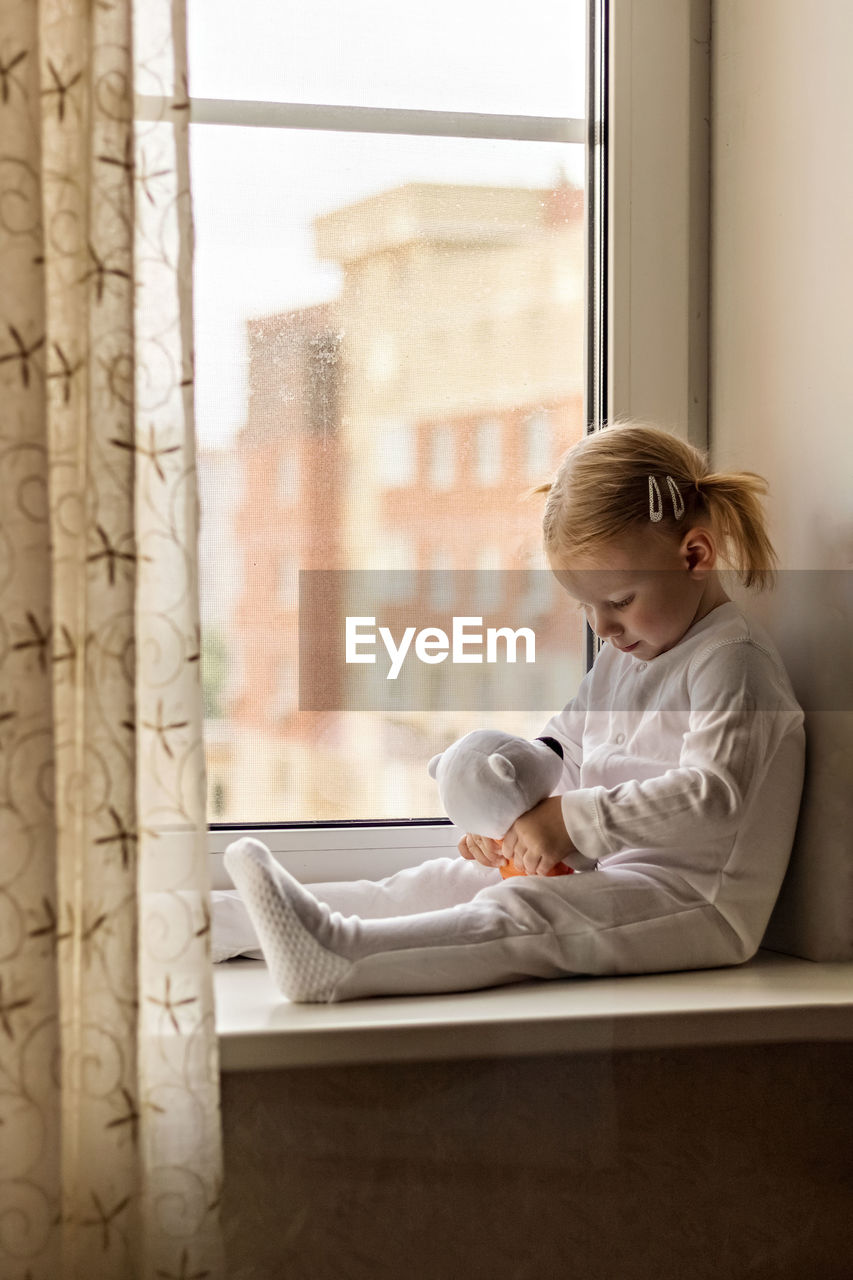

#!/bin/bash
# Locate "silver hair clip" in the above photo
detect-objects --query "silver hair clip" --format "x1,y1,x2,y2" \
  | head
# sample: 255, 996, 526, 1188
648, 474, 685, 522
666, 475, 685, 519
648, 475, 663, 522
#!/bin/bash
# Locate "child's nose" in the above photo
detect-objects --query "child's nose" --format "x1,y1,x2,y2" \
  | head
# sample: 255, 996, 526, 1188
592, 610, 622, 639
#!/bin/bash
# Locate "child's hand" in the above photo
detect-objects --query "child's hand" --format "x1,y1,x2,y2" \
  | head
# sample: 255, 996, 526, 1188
458, 832, 506, 869
502, 796, 580, 877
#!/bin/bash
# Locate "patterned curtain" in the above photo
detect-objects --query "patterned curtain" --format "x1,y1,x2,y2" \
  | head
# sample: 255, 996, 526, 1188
0, 1, 225, 1276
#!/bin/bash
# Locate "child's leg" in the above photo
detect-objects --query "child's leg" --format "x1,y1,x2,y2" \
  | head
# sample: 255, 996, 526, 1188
308, 856, 499, 918
224, 838, 746, 1002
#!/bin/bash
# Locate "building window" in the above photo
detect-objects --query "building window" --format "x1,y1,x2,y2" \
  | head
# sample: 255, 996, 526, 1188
429, 547, 455, 610
376, 418, 415, 488
429, 425, 456, 491
475, 418, 503, 486
474, 545, 505, 613
524, 409, 552, 482
372, 531, 416, 603
278, 555, 299, 611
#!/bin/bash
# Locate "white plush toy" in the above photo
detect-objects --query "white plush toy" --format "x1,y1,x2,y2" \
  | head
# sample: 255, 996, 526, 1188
428, 729, 581, 879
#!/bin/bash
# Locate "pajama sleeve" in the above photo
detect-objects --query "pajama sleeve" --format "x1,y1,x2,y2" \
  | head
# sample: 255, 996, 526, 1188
560, 639, 804, 862
538, 667, 591, 793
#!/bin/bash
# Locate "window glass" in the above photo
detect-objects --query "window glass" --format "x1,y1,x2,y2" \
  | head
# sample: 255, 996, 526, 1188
372, 532, 417, 603
376, 418, 415, 487
429, 548, 455, 609
191, 18, 588, 824
429, 424, 456, 491
272, 661, 297, 719
475, 417, 503, 486
278, 554, 300, 611
525, 408, 553, 480
277, 453, 300, 505
474, 546, 504, 613
188, 0, 587, 119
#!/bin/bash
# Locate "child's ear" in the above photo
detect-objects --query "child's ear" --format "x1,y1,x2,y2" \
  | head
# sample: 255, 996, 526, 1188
681, 527, 716, 574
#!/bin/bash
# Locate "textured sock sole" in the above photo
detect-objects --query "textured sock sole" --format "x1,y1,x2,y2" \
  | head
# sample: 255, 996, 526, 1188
224, 838, 350, 1003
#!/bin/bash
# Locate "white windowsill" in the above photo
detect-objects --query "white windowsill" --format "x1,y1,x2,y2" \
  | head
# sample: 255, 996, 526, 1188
214, 949, 853, 1071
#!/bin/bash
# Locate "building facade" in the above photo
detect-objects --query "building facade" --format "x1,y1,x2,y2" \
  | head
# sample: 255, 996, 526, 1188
218, 179, 586, 823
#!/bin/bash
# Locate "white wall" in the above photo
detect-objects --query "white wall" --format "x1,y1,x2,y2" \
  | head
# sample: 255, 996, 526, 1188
711, 0, 853, 958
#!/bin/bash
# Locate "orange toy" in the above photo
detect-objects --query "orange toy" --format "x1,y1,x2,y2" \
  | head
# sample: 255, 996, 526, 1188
496, 840, 574, 879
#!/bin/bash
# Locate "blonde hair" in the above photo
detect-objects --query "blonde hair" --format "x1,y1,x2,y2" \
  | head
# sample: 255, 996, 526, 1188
536, 422, 777, 590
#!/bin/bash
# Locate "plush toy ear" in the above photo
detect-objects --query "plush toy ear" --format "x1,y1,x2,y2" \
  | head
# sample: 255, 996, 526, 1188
488, 752, 516, 782
427, 752, 442, 779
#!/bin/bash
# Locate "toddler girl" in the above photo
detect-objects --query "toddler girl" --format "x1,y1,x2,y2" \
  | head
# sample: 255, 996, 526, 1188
223, 423, 805, 1002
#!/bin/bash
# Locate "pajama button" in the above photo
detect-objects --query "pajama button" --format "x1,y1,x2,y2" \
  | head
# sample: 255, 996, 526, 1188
615, 732, 626, 744
636, 662, 648, 671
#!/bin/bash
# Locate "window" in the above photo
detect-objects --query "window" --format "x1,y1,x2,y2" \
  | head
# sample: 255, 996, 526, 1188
474, 546, 505, 613
429, 547, 455, 609
371, 531, 417, 603
182, 0, 710, 842
187, 0, 589, 830
428, 424, 456, 492
474, 418, 503, 486
524, 409, 553, 481
376, 418, 415, 488
277, 554, 299, 611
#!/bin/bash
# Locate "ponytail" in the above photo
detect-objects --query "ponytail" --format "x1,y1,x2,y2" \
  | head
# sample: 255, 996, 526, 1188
698, 471, 777, 591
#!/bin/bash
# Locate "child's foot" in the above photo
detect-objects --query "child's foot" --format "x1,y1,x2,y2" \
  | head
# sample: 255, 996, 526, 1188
223, 838, 350, 1002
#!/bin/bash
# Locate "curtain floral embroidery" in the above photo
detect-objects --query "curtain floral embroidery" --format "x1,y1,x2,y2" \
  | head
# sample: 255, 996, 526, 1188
0, 1, 225, 1276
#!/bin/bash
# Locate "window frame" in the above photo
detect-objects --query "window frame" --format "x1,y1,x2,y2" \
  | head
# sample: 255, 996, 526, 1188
207, 820, 460, 889
168, 0, 711, 869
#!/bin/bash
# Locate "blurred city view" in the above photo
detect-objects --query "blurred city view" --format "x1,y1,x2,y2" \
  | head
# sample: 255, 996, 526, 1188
197, 175, 587, 823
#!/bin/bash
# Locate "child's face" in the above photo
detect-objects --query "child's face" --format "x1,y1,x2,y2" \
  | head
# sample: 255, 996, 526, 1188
549, 526, 723, 661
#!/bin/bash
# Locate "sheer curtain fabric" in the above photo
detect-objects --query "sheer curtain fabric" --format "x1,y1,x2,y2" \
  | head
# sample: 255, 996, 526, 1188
0, 0, 224, 1276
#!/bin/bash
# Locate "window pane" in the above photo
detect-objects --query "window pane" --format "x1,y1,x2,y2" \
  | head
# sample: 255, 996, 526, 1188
429, 425, 456, 491
525, 409, 553, 480
188, 0, 586, 119
475, 418, 503, 485
376, 419, 415, 487
194, 125, 587, 823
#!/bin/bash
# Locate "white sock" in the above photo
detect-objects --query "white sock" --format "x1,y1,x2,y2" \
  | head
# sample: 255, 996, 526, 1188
223, 838, 351, 1003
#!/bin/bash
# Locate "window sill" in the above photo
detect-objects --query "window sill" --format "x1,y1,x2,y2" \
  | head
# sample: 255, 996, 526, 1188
214, 950, 853, 1072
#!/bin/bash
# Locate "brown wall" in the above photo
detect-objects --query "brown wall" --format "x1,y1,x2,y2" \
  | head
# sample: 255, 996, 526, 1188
221, 1041, 853, 1279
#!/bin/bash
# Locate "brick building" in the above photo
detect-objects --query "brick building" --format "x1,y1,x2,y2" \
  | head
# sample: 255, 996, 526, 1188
221, 179, 586, 823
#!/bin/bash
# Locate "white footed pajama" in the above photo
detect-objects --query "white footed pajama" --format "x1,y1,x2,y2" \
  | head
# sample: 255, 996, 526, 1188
223, 602, 806, 1003
224, 842, 750, 1001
